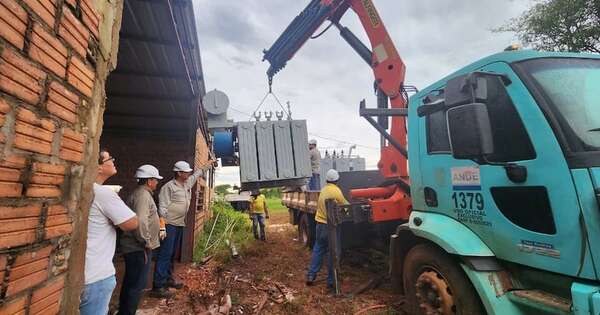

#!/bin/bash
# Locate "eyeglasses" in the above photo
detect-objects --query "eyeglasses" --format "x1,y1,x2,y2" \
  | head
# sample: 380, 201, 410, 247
101, 156, 116, 164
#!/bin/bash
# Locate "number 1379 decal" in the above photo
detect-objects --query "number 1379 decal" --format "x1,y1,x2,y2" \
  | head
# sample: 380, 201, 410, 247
451, 192, 484, 210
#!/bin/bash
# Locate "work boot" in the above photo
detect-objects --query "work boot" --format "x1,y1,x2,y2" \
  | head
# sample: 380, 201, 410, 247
150, 287, 174, 299
166, 278, 183, 289
306, 275, 316, 286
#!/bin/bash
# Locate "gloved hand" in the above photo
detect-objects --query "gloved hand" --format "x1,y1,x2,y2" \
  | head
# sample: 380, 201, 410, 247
159, 228, 167, 240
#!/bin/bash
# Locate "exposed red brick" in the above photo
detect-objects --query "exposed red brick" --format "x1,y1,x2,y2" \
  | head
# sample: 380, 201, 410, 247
25, 184, 61, 198
32, 162, 66, 175
31, 275, 64, 303
59, 7, 90, 57
0, 217, 38, 234
0, 204, 42, 219
0, 167, 21, 181
5, 268, 48, 297
0, 229, 36, 249
47, 81, 79, 123
30, 172, 64, 185
0, 49, 46, 105
14, 108, 55, 155
44, 223, 71, 239
30, 290, 61, 315
30, 24, 68, 78
0, 0, 28, 50
46, 214, 70, 226
0, 296, 27, 315
47, 204, 66, 215
15, 120, 54, 143
67, 56, 94, 97
0, 254, 6, 270
81, 0, 100, 39
0, 155, 27, 169
14, 135, 52, 155
62, 128, 85, 143
60, 128, 85, 162
0, 181, 23, 197
13, 245, 53, 266
0, 98, 11, 129
9, 258, 49, 281
59, 148, 82, 162
30, 163, 65, 187
23, 0, 57, 28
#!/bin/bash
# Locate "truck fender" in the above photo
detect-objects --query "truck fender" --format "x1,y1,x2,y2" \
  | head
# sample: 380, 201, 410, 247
389, 211, 495, 293
409, 210, 494, 257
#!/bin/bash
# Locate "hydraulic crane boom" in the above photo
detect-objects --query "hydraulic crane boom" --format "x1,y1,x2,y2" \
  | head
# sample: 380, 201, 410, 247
264, 0, 412, 223
263, 0, 409, 179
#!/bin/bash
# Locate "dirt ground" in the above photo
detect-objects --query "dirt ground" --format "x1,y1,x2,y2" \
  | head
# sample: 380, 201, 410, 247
135, 212, 407, 314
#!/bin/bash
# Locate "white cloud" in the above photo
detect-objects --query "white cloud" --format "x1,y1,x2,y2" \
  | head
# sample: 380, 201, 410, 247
193, 0, 531, 186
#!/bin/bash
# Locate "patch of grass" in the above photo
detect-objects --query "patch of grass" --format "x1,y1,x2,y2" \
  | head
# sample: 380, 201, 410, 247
266, 197, 287, 215
193, 201, 253, 262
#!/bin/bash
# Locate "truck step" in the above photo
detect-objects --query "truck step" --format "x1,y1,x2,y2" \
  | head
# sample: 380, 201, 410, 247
507, 289, 571, 315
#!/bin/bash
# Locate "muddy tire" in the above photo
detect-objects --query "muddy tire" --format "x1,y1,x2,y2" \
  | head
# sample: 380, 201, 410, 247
298, 214, 314, 249
403, 243, 485, 315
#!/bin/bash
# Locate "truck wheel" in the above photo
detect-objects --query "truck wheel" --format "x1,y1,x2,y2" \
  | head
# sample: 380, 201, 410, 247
298, 214, 314, 249
403, 243, 485, 315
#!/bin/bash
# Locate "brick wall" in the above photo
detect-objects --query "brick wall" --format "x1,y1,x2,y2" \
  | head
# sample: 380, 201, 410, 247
0, 0, 123, 314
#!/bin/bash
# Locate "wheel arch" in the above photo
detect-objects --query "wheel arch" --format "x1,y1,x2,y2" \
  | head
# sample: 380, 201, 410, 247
390, 211, 496, 295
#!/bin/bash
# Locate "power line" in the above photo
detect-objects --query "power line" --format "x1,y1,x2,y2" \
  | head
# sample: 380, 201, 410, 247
309, 133, 378, 150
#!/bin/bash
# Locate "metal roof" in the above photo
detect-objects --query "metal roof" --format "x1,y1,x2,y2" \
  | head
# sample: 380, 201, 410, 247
104, 0, 207, 135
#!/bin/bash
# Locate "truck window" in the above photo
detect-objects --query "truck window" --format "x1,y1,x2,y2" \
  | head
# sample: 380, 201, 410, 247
485, 76, 536, 162
426, 110, 451, 154
425, 78, 535, 161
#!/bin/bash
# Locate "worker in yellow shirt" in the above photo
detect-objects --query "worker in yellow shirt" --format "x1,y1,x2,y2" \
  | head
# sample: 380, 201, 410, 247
249, 190, 269, 241
306, 169, 348, 290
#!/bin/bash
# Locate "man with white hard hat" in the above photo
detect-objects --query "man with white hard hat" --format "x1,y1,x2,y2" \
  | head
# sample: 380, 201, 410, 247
308, 139, 321, 190
119, 165, 166, 310
152, 160, 213, 294
306, 169, 348, 292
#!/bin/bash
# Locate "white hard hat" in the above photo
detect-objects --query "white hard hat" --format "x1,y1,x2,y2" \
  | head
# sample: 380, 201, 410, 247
326, 169, 339, 182
173, 161, 193, 172
308, 139, 317, 145
135, 164, 163, 179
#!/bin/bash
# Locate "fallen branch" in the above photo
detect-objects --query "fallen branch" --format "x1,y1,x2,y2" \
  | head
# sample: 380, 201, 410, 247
353, 304, 387, 315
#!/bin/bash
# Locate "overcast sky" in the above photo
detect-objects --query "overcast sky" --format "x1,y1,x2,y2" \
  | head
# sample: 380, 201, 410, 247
192, 0, 531, 187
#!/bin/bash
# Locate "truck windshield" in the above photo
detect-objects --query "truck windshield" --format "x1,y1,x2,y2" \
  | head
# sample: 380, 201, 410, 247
519, 58, 600, 154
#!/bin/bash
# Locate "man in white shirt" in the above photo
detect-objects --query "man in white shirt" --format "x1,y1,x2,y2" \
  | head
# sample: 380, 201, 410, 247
308, 139, 321, 190
152, 160, 212, 297
79, 149, 138, 315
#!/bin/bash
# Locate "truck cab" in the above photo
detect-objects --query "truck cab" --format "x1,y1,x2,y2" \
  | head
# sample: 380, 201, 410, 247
404, 51, 600, 314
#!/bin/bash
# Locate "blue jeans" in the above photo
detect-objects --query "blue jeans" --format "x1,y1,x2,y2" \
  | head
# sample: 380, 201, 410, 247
153, 224, 183, 289
308, 173, 321, 190
118, 250, 151, 315
80, 275, 116, 315
307, 223, 333, 286
251, 213, 266, 240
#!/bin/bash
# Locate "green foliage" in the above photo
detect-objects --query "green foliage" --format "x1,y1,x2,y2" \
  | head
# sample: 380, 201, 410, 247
266, 197, 287, 215
215, 184, 232, 195
193, 201, 253, 262
260, 187, 281, 198
496, 0, 600, 53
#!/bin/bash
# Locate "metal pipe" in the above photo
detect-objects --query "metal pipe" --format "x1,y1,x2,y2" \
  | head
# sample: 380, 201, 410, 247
336, 23, 372, 66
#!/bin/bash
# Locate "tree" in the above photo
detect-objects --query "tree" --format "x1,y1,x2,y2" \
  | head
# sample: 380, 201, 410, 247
215, 184, 232, 195
497, 0, 600, 53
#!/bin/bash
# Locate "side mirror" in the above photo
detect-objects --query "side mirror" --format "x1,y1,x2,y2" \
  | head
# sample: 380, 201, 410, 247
447, 103, 494, 160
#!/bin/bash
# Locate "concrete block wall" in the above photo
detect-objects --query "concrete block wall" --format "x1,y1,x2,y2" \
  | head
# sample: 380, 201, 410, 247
0, 0, 124, 314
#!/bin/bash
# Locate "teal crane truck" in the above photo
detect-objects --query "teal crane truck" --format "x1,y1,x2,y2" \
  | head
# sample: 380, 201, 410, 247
263, 0, 600, 314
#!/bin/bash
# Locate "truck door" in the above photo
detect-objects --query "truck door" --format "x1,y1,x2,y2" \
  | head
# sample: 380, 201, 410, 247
415, 61, 596, 279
